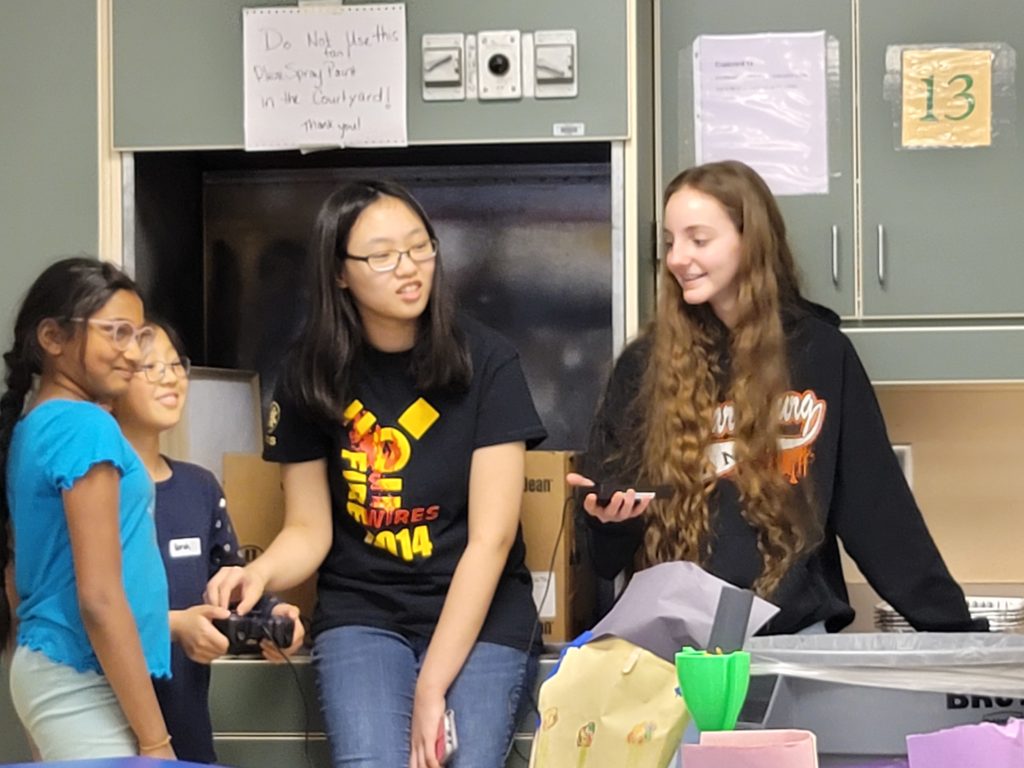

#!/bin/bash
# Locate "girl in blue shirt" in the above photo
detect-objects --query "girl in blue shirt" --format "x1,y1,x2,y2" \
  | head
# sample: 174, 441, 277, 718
0, 257, 175, 760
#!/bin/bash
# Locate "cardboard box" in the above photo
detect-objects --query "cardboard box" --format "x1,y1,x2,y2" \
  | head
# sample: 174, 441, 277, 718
222, 453, 317, 619
521, 451, 594, 645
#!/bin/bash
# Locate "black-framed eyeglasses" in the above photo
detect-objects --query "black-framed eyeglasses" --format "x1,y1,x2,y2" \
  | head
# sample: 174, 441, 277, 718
138, 357, 192, 383
345, 238, 438, 273
71, 318, 156, 353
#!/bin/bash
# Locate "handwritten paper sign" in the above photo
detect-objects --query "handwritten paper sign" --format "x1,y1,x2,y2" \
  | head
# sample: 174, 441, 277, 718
901, 47, 993, 149
243, 4, 407, 150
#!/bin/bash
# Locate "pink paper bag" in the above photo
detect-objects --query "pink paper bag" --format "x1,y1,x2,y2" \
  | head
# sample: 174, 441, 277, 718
682, 729, 818, 768
906, 718, 1024, 768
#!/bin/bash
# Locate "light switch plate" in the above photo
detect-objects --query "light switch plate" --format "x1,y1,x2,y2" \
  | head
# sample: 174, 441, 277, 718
422, 33, 466, 101
534, 29, 577, 99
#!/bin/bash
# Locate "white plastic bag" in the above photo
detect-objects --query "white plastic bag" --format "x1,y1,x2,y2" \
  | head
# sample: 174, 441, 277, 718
747, 633, 1024, 697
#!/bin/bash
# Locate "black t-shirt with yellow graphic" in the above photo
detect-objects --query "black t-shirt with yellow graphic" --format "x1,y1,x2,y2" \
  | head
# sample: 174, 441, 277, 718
264, 316, 547, 650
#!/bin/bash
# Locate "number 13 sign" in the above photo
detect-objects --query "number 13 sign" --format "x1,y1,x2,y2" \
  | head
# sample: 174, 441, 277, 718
901, 48, 993, 148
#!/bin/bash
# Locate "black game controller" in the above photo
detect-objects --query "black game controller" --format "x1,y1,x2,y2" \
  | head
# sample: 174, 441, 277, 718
212, 612, 295, 655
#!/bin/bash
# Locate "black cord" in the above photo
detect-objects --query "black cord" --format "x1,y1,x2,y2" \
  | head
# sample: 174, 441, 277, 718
502, 492, 574, 764
263, 626, 316, 768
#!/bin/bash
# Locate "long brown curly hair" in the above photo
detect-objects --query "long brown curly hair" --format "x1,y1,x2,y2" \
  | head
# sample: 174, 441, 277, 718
635, 160, 819, 597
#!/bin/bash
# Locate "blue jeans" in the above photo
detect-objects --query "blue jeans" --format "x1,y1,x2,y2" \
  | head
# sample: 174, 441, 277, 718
313, 625, 533, 768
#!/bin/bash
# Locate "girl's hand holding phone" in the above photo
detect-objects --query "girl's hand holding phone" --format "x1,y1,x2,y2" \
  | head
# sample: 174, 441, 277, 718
409, 686, 446, 768
566, 472, 657, 524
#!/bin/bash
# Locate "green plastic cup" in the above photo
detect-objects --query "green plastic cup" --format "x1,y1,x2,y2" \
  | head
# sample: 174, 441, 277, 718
674, 646, 751, 732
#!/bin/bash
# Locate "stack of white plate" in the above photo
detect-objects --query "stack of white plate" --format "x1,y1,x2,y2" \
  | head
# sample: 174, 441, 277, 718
874, 596, 1024, 632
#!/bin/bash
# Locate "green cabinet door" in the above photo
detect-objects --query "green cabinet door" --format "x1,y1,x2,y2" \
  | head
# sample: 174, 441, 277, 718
658, 0, 855, 317
859, 0, 1024, 317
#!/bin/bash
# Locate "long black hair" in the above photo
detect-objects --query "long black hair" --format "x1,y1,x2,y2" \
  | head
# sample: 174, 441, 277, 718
0, 257, 138, 648
145, 315, 188, 360
287, 180, 471, 425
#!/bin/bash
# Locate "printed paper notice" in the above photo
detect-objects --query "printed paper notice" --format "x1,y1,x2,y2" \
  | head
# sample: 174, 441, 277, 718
693, 31, 829, 195
901, 48, 993, 148
243, 5, 407, 150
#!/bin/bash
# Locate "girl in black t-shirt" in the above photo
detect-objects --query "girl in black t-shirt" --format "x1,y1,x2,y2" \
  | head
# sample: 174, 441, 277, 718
206, 180, 546, 768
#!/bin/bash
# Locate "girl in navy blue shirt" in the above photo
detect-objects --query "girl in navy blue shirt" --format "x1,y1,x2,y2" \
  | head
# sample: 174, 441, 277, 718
112, 321, 305, 763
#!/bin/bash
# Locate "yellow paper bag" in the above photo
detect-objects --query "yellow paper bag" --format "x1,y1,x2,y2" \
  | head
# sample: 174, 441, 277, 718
529, 636, 689, 768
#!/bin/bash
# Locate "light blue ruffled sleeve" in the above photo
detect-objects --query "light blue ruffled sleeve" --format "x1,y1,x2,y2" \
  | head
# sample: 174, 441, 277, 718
39, 402, 132, 491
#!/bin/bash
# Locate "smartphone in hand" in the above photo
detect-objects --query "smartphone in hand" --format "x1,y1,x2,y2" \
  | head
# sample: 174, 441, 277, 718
593, 483, 673, 505
435, 709, 458, 765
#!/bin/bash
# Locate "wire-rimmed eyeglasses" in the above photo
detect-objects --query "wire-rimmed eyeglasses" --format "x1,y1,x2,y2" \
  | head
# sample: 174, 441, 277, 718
137, 357, 192, 383
344, 238, 438, 273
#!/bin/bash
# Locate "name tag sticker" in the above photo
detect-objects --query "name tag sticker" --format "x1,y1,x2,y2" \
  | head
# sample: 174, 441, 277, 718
169, 537, 202, 559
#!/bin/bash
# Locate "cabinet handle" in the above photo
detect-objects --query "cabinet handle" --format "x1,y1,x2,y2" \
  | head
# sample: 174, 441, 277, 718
876, 224, 886, 285
831, 225, 839, 286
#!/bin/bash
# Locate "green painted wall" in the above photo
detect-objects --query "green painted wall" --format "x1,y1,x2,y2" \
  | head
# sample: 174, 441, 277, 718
0, 1, 98, 344
0, 2, 97, 760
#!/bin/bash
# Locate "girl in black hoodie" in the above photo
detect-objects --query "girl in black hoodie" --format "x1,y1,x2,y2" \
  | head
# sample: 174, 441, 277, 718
569, 160, 983, 634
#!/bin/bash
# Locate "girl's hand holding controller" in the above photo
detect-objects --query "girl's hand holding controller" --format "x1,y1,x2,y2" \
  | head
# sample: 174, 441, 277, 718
566, 472, 658, 524
175, 603, 232, 664
261, 602, 306, 661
